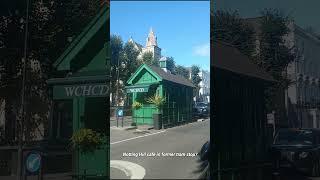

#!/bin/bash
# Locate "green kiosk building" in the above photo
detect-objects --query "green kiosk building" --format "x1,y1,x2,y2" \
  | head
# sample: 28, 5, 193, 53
47, 5, 109, 179
126, 62, 195, 127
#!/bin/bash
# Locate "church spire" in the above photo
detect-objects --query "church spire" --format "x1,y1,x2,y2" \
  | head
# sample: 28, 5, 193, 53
146, 27, 157, 47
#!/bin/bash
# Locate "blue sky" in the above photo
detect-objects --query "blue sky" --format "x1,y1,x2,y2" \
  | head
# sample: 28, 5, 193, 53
111, 1, 210, 71
215, 0, 320, 33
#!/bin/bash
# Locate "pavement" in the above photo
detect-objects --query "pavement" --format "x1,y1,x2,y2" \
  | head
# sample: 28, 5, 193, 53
110, 118, 210, 179
110, 116, 133, 128
0, 173, 72, 180
110, 167, 129, 179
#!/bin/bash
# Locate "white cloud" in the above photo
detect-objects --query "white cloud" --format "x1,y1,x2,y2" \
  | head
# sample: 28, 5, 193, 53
192, 43, 210, 57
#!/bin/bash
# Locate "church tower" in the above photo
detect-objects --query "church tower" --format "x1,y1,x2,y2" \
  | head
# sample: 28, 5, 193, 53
143, 27, 161, 61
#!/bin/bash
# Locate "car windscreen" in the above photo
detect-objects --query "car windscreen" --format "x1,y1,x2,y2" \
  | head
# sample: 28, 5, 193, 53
274, 129, 313, 145
196, 103, 207, 107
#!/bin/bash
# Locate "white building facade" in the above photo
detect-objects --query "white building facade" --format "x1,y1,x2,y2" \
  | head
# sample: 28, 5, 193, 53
198, 70, 210, 103
129, 27, 162, 61
246, 18, 320, 128
285, 24, 320, 128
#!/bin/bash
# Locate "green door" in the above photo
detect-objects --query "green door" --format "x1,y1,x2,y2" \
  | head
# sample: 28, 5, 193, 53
76, 97, 109, 179
134, 105, 157, 125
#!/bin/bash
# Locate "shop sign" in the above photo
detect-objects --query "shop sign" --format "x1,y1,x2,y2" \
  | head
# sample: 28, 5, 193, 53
53, 84, 109, 99
126, 87, 149, 93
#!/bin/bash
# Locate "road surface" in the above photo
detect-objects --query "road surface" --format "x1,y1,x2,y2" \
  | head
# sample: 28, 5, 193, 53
110, 119, 210, 179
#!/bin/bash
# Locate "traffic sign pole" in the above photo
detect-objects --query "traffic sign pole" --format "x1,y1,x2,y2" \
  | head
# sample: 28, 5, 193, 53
122, 115, 124, 127
116, 108, 124, 128
116, 110, 119, 127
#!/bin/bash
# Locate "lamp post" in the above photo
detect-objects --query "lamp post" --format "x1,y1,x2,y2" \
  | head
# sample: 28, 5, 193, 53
17, 0, 30, 179
115, 45, 121, 128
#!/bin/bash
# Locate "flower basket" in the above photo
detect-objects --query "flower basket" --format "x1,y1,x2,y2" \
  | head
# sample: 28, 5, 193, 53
70, 128, 104, 153
132, 101, 142, 110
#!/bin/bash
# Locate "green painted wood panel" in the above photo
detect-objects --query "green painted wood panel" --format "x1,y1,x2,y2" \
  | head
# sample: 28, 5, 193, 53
134, 69, 159, 84
134, 106, 157, 125
78, 43, 108, 72
55, 7, 109, 71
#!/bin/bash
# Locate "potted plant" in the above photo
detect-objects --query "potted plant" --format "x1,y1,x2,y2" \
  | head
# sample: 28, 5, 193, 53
70, 128, 104, 153
131, 101, 142, 126
132, 101, 142, 110
146, 94, 166, 129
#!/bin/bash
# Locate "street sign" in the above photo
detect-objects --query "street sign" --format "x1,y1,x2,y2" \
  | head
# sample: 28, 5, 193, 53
117, 108, 124, 117
25, 151, 42, 174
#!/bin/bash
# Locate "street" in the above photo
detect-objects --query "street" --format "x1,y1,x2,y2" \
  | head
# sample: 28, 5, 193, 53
110, 119, 210, 179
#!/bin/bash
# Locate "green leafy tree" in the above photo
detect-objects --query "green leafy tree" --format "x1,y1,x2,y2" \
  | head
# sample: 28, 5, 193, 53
175, 65, 190, 80
258, 9, 296, 112
121, 41, 140, 83
165, 57, 176, 74
213, 10, 255, 57
191, 65, 202, 99
0, 0, 102, 142
141, 51, 154, 65
112, 41, 140, 106
110, 35, 124, 106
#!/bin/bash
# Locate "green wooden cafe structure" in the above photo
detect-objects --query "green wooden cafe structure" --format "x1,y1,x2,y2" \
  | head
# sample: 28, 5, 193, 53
47, 5, 109, 179
125, 62, 195, 127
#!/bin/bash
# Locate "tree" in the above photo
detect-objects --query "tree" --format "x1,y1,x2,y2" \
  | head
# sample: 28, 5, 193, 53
213, 9, 297, 114
121, 41, 140, 82
112, 41, 139, 106
213, 10, 255, 57
258, 9, 297, 112
141, 51, 154, 65
191, 65, 202, 100
175, 65, 190, 80
0, 0, 102, 142
110, 35, 123, 106
166, 57, 176, 74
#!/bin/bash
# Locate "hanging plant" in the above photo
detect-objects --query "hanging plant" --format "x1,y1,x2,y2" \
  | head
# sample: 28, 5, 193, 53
70, 128, 104, 153
132, 101, 142, 110
146, 94, 166, 110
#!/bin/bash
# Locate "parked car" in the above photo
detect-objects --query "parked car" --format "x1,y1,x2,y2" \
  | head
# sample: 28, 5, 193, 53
193, 102, 210, 118
271, 128, 320, 177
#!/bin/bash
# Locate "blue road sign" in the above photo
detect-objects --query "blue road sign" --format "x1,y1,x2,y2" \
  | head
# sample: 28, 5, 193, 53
25, 152, 41, 174
117, 108, 124, 117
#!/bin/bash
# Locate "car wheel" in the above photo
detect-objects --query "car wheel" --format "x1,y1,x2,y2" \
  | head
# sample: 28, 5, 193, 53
311, 158, 320, 177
